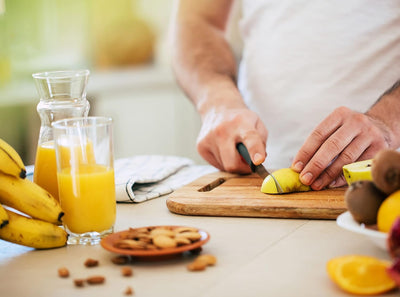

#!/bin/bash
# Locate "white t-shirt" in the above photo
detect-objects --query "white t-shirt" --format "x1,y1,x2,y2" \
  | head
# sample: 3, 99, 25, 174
238, 0, 400, 168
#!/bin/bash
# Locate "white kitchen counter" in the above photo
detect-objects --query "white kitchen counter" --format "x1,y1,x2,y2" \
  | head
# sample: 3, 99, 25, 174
0, 194, 397, 297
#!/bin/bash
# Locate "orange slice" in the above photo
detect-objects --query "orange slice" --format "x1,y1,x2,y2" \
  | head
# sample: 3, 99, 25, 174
327, 255, 397, 295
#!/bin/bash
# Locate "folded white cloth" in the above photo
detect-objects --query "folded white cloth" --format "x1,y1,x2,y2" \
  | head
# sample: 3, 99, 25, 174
114, 155, 217, 203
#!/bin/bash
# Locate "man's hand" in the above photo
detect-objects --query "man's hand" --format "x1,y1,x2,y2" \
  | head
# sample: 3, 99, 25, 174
291, 106, 391, 190
197, 107, 268, 173
171, 0, 267, 173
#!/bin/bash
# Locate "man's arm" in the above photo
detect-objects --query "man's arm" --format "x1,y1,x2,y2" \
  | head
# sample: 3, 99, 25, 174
171, 0, 238, 109
171, 0, 268, 172
291, 80, 400, 190
366, 80, 400, 148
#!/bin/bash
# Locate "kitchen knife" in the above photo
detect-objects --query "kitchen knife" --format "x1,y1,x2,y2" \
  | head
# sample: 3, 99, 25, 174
236, 143, 283, 193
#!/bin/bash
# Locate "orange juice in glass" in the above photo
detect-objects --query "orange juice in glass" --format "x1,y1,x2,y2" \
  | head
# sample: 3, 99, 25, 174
57, 164, 116, 234
53, 116, 115, 245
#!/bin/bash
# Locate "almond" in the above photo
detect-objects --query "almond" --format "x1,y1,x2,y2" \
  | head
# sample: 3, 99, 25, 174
114, 239, 147, 250
74, 279, 85, 287
176, 231, 202, 242
58, 267, 69, 278
121, 267, 133, 276
175, 237, 191, 246
111, 255, 130, 265
124, 286, 134, 295
84, 258, 99, 267
174, 227, 198, 234
150, 228, 175, 238
187, 260, 207, 271
86, 275, 105, 285
196, 254, 217, 266
121, 267, 133, 277
153, 235, 177, 249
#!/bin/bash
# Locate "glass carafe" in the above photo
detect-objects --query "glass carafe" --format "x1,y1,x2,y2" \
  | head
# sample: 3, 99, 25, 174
32, 70, 90, 201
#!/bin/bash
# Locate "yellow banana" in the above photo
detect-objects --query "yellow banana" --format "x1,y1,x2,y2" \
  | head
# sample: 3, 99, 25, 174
0, 203, 9, 228
0, 174, 64, 224
0, 208, 67, 249
0, 138, 26, 179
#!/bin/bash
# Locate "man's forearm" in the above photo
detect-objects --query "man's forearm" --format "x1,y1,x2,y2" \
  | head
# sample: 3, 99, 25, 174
171, 2, 246, 119
366, 79, 400, 148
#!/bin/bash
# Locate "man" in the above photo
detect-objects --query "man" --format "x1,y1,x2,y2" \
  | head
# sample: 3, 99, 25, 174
170, 0, 400, 190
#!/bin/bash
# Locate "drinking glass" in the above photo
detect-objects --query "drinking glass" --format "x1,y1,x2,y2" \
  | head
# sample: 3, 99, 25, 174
53, 116, 116, 245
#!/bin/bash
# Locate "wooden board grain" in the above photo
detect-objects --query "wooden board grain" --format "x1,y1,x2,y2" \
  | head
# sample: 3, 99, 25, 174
166, 171, 347, 220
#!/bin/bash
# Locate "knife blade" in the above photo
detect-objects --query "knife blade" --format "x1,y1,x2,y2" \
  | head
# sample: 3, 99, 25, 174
236, 143, 283, 193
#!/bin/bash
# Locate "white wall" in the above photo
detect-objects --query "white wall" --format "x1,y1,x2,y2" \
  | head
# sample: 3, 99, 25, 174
88, 67, 204, 164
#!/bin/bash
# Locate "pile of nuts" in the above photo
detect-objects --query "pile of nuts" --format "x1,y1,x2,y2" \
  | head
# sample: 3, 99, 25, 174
58, 257, 134, 295
56, 226, 216, 295
113, 226, 203, 250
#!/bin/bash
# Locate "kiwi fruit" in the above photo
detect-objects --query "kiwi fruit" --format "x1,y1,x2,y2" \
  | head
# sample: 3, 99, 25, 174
345, 180, 386, 225
371, 149, 400, 195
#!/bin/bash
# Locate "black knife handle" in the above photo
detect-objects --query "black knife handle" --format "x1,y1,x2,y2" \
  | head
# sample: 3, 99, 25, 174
236, 142, 256, 172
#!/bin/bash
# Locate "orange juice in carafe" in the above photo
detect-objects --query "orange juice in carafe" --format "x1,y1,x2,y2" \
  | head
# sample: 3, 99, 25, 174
33, 139, 95, 201
32, 70, 90, 199
33, 141, 58, 200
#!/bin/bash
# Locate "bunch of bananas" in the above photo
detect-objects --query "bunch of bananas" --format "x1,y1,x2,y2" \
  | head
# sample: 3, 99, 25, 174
0, 138, 67, 249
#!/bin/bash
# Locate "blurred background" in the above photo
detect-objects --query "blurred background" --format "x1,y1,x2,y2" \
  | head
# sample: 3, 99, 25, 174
0, 0, 242, 165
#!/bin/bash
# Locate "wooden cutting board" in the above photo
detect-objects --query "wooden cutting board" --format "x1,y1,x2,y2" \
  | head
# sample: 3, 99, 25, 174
166, 171, 347, 220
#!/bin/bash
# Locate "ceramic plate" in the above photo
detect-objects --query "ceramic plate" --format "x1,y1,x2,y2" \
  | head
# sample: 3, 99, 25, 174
101, 225, 210, 259
336, 211, 387, 251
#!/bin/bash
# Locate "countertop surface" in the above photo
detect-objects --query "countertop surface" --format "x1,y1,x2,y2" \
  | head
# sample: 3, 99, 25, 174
0, 194, 397, 297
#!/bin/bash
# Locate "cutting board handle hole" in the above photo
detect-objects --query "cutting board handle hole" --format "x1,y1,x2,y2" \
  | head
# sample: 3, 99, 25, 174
198, 178, 226, 192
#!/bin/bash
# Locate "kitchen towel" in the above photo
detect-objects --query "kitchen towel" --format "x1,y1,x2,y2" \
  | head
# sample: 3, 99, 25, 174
114, 155, 217, 203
